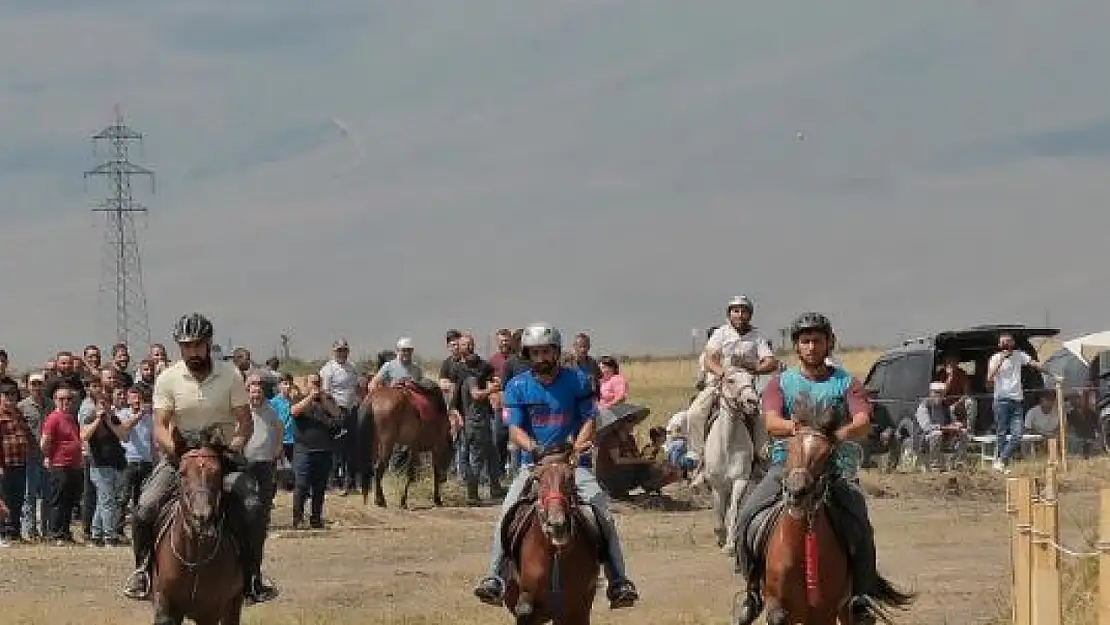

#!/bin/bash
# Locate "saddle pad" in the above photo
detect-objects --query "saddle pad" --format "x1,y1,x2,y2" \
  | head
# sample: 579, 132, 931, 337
745, 500, 785, 561
399, 383, 441, 423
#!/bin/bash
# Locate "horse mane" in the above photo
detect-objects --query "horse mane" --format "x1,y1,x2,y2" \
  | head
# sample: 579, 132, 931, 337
791, 392, 838, 436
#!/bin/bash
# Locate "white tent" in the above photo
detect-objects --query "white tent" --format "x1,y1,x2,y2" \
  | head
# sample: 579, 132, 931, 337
1060, 330, 1110, 364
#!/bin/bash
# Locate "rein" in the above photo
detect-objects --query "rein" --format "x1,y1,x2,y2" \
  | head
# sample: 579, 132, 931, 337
782, 429, 835, 608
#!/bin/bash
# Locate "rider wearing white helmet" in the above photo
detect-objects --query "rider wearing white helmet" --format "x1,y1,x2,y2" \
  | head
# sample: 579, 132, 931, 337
122, 313, 279, 604
369, 337, 423, 392
686, 296, 778, 485
473, 322, 639, 610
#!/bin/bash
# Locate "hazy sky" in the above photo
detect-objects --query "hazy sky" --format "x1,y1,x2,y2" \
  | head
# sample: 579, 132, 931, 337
2, 0, 1109, 364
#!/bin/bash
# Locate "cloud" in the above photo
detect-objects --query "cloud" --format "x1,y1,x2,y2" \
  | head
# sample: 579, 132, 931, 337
3, 0, 1110, 365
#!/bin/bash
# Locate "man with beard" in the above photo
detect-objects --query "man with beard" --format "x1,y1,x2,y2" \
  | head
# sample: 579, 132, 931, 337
122, 313, 279, 605
472, 322, 639, 610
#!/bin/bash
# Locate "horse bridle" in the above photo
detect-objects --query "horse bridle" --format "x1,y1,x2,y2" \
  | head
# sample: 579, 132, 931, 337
176, 448, 225, 549
533, 456, 579, 547
782, 429, 834, 523
719, 372, 760, 416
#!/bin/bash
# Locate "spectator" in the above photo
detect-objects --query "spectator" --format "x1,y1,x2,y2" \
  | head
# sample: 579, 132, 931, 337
110, 343, 134, 389
915, 381, 969, 470
245, 376, 284, 543
1024, 392, 1060, 438
458, 353, 504, 505
270, 374, 296, 463
0, 349, 15, 387
80, 395, 131, 547
568, 333, 602, 397
18, 373, 48, 541
116, 387, 154, 539
291, 374, 343, 529
987, 333, 1052, 473
598, 356, 628, 410
0, 381, 33, 545
40, 387, 84, 544
487, 329, 513, 381
319, 339, 359, 494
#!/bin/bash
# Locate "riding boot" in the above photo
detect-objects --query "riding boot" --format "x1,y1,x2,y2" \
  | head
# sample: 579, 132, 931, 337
732, 554, 763, 625
122, 517, 155, 600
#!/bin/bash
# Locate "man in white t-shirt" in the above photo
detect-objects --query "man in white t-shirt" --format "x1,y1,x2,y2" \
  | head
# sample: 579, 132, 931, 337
686, 296, 778, 487
986, 333, 1054, 472
1023, 392, 1059, 437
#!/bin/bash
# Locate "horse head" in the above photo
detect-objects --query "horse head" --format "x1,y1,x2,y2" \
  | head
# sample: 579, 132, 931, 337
533, 445, 577, 548
781, 396, 840, 517
719, 368, 760, 417
178, 446, 225, 541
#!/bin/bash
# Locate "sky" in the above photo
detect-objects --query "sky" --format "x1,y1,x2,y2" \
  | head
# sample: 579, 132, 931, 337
2, 0, 1110, 364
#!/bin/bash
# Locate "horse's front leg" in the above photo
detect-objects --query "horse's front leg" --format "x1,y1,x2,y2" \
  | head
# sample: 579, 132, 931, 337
399, 451, 413, 509
373, 448, 389, 508
220, 596, 244, 625
152, 593, 183, 625
722, 475, 750, 556
711, 481, 728, 548
430, 446, 444, 507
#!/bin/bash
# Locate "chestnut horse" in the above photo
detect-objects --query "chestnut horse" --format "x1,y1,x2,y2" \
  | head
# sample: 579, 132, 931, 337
151, 446, 243, 625
761, 407, 912, 625
359, 382, 452, 509
502, 448, 602, 625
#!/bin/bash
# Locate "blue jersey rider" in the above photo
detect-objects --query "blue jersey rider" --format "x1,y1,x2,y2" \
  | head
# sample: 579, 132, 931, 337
122, 313, 279, 605
733, 312, 883, 625
472, 322, 640, 609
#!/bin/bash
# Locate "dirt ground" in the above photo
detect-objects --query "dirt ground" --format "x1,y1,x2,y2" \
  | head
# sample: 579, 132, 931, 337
1, 464, 1103, 625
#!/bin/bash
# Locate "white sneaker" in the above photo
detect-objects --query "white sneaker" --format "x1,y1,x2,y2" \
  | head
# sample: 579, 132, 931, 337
0, 538, 10, 548
992, 459, 1004, 472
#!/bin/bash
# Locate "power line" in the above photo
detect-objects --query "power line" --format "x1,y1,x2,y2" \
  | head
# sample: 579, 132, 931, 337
84, 104, 155, 349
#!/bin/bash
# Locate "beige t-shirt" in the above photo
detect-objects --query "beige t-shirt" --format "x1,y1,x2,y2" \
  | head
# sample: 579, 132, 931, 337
153, 359, 249, 442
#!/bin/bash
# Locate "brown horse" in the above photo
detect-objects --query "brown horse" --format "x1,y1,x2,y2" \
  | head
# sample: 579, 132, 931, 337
151, 446, 243, 625
359, 381, 452, 509
761, 409, 912, 625
502, 448, 602, 625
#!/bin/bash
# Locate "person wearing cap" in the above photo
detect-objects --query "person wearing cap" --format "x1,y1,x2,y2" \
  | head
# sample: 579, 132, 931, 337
369, 338, 424, 392
318, 339, 359, 494
686, 295, 779, 488
914, 381, 969, 470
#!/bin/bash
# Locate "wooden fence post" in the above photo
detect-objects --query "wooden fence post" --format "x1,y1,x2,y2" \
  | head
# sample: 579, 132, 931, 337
1046, 438, 1059, 468
1031, 466, 1061, 625
1099, 488, 1109, 625
1010, 477, 1033, 625
1054, 380, 1068, 473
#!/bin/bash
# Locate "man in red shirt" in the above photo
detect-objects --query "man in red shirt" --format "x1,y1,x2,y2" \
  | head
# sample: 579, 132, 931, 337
39, 386, 85, 543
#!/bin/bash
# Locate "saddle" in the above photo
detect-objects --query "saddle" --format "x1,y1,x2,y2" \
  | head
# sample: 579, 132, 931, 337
395, 380, 446, 423
500, 474, 606, 568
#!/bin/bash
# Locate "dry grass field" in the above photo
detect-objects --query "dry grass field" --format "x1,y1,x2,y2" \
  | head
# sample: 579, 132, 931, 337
3, 343, 1102, 625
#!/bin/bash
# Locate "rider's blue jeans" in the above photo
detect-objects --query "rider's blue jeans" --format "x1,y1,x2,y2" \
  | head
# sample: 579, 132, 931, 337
992, 398, 1024, 463
486, 466, 628, 583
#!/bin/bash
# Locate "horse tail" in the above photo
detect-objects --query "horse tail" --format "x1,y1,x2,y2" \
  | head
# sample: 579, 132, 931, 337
872, 572, 915, 610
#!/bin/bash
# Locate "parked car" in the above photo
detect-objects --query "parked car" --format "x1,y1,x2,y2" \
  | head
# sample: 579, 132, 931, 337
860, 324, 1059, 464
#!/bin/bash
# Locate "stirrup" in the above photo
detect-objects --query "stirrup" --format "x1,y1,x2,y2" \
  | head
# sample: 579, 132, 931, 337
474, 576, 505, 606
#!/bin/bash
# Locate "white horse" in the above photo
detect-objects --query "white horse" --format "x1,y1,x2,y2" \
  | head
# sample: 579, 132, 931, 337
703, 368, 765, 556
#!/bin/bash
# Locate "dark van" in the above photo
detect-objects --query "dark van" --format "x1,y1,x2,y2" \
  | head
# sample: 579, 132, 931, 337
861, 324, 1059, 461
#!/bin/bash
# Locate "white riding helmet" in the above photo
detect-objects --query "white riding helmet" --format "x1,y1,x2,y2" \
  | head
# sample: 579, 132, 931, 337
520, 323, 562, 349
396, 337, 414, 350
727, 295, 754, 312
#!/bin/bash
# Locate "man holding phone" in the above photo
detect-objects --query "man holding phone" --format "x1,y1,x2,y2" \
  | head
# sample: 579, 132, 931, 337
987, 333, 1056, 473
